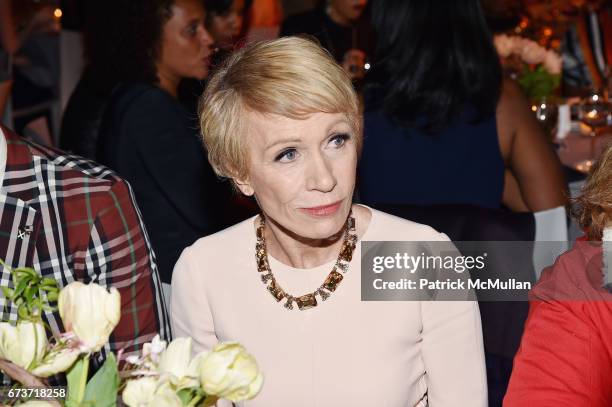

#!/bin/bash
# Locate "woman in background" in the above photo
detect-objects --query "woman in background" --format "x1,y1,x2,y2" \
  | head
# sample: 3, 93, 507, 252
280, 0, 374, 83
359, 0, 566, 212
204, 0, 251, 53
177, 0, 254, 111
96, 0, 237, 284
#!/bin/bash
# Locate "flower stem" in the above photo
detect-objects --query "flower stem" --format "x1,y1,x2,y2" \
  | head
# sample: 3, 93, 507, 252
76, 356, 89, 403
201, 395, 219, 407
187, 395, 203, 407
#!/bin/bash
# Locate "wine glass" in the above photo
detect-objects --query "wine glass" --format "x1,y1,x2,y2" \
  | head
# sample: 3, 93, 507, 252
577, 91, 611, 169
579, 92, 611, 134
531, 97, 558, 140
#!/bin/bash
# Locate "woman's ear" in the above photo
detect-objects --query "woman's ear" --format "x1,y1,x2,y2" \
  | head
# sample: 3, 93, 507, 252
234, 178, 255, 196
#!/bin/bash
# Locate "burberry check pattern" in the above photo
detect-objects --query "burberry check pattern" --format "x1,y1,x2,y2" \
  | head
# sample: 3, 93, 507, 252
0, 127, 170, 372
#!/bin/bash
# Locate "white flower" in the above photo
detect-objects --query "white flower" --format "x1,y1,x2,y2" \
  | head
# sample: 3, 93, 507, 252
0, 321, 47, 369
125, 355, 141, 365
156, 337, 200, 389
143, 334, 167, 364
122, 376, 159, 407
31, 347, 81, 377
199, 342, 263, 402
58, 282, 121, 353
149, 383, 183, 407
509, 36, 527, 55
494, 34, 513, 58
521, 40, 547, 64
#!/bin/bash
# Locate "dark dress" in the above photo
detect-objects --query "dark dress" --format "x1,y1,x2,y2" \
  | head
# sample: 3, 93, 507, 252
358, 106, 505, 210
280, 7, 375, 65
97, 83, 238, 283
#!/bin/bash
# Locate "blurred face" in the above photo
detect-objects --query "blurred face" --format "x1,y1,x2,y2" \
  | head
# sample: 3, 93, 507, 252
208, 0, 245, 49
329, 0, 367, 24
157, 0, 214, 82
236, 112, 358, 240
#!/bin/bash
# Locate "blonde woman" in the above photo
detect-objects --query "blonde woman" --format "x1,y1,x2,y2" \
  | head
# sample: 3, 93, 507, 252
171, 37, 487, 406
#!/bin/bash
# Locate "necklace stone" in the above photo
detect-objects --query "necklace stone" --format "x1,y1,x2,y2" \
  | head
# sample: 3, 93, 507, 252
255, 211, 357, 311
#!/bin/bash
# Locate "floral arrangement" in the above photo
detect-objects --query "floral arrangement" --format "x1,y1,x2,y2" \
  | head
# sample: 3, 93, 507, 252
494, 34, 562, 100
0, 263, 263, 406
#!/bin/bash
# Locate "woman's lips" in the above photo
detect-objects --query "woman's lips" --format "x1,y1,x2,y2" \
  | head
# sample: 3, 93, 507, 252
300, 201, 343, 217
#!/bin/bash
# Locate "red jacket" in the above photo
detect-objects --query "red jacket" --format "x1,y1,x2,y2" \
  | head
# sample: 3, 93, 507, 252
504, 238, 612, 406
0, 127, 170, 368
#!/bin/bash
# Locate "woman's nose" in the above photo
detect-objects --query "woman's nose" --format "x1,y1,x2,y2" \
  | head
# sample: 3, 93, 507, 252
200, 25, 214, 47
232, 16, 243, 33
305, 154, 337, 192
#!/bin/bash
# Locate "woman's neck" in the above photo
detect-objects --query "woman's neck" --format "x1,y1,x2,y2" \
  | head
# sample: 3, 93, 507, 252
156, 70, 180, 98
262, 205, 372, 269
264, 217, 345, 269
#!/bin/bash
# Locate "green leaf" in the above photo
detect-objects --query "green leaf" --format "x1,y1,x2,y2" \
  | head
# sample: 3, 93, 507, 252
14, 278, 29, 299
15, 267, 38, 278
1, 286, 13, 298
177, 388, 197, 405
46, 291, 59, 302
17, 303, 29, 319
41, 277, 58, 287
83, 353, 119, 407
24, 284, 37, 303
66, 357, 87, 407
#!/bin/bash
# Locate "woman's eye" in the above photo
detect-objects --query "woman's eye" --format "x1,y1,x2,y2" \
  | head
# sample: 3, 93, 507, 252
329, 133, 350, 148
186, 24, 198, 36
275, 148, 298, 163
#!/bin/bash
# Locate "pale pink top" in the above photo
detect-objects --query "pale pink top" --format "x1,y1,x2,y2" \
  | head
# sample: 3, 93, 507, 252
171, 207, 488, 407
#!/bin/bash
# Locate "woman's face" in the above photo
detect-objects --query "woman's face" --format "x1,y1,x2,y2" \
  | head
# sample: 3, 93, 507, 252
237, 112, 358, 240
208, 0, 245, 49
157, 0, 214, 81
329, 0, 368, 24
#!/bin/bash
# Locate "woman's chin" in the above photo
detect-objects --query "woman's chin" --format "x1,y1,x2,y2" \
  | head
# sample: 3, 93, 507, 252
294, 213, 350, 240
191, 68, 209, 81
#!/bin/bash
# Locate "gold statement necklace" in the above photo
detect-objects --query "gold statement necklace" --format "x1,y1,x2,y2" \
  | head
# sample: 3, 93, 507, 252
255, 211, 357, 311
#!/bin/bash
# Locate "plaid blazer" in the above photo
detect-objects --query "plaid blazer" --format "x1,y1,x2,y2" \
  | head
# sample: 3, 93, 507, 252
0, 126, 170, 370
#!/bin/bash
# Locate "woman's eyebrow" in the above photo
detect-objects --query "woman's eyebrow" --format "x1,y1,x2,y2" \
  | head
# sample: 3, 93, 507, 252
264, 138, 302, 151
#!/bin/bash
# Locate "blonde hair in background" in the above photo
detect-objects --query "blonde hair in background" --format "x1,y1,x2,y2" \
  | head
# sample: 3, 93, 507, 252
199, 36, 361, 182
572, 146, 612, 240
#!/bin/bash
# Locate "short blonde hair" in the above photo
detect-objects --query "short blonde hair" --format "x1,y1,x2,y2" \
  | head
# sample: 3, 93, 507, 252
572, 146, 612, 240
199, 36, 361, 180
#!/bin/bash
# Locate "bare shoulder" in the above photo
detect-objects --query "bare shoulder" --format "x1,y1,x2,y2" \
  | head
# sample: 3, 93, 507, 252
497, 78, 528, 129
496, 78, 537, 160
